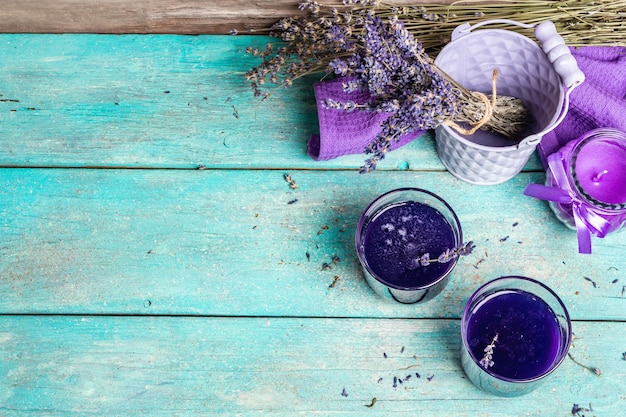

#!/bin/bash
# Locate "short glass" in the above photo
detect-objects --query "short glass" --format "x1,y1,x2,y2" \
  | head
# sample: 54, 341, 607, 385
461, 276, 572, 397
355, 188, 462, 304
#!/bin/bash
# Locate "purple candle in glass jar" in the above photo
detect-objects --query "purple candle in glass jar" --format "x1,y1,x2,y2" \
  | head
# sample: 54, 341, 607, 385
524, 128, 626, 253
573, 135, 626, 205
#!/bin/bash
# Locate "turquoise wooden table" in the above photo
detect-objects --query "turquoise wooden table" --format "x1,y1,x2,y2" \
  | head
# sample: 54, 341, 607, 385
1, 32, 625, 415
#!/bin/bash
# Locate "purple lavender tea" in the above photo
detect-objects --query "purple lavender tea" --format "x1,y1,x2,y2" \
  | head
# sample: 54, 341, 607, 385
466, 289, 563, 380
362, 201, 456, 288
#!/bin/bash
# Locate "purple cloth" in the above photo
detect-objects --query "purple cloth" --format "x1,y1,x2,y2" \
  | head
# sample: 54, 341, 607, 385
538, 46, 626, 166
307, 77, 423, 161
308, 47, 626, 163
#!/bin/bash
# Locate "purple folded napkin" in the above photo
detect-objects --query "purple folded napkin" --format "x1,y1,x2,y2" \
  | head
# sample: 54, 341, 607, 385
538, 46, 626, 166
308, 47, 626, 164
307, 77, 423, 161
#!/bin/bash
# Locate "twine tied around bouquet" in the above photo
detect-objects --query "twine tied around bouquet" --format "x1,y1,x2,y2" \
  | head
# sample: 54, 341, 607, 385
444, 69, 499, 136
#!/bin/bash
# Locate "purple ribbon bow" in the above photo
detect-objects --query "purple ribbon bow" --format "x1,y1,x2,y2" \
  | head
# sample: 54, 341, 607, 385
523, 151, 612, 254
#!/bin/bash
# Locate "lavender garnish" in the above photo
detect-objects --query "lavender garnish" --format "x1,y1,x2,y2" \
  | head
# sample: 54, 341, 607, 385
479, 333, 499, 369
409, 241, 475, 269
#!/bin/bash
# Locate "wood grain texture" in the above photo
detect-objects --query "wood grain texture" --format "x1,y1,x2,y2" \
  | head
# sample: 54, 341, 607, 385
0, 29, 624, 415
0, 34, 542, 172
1, 168, 624, 320
0, 316, 623, 416
0, 0, 453, 34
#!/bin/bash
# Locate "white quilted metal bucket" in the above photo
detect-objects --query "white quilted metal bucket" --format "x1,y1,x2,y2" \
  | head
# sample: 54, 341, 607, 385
434, 20, 585, 185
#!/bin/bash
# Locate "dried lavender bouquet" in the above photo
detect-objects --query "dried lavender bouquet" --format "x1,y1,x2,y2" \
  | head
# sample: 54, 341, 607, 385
246, 0, 529, 172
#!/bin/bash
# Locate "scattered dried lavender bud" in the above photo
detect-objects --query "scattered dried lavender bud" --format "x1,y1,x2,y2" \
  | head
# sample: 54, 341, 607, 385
365, 398, 377, 408
283, 173, 297, 189
287, 199, 298, 204
583, 277, 598, 288
612, 278, 619, 284
341, 387, 348, 397
306, 252, 310, 262
499, 235, 509, 242
571, 402, 593, 416
427, 374, 434, 381
328, 276, 340, 288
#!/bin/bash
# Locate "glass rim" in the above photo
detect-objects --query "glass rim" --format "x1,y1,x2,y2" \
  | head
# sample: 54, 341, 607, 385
461, 275, 572, 383
355, 187, 463, 291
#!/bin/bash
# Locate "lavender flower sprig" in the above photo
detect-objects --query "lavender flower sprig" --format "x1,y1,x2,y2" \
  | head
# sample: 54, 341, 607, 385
245, 0, 528, 172
479, 333, 499, 369
321, 15, 465, 173
409, 241, 475, 269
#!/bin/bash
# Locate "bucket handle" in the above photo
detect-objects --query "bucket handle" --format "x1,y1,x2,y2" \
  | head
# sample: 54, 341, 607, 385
452, 20, 586, 148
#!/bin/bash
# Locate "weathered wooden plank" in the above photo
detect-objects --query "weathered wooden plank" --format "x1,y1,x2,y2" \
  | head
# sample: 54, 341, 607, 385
0, 316, 622, 416
0, 34, 542, 171
0, 0, 451, 34
1, 168, 624, 319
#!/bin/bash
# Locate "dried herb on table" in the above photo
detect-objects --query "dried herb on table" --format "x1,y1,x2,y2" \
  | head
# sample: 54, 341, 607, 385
568, 353, 601, 376
571, 403, 593, 416
583, 277, 598, 288
283, 173, 297, 189
245, 1, 529, 172
328, 275, 340, 288
365, 397, 377, 408
341, 387, 349, 397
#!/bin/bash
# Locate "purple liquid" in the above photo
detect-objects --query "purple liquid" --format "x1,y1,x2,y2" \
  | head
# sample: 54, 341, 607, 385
466, 289, 562, 380
362, 201, 456, 288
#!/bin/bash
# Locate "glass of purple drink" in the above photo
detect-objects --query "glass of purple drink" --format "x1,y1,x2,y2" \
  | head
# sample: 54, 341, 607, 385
461, 276, 572, 397
355, 188, 462, 304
